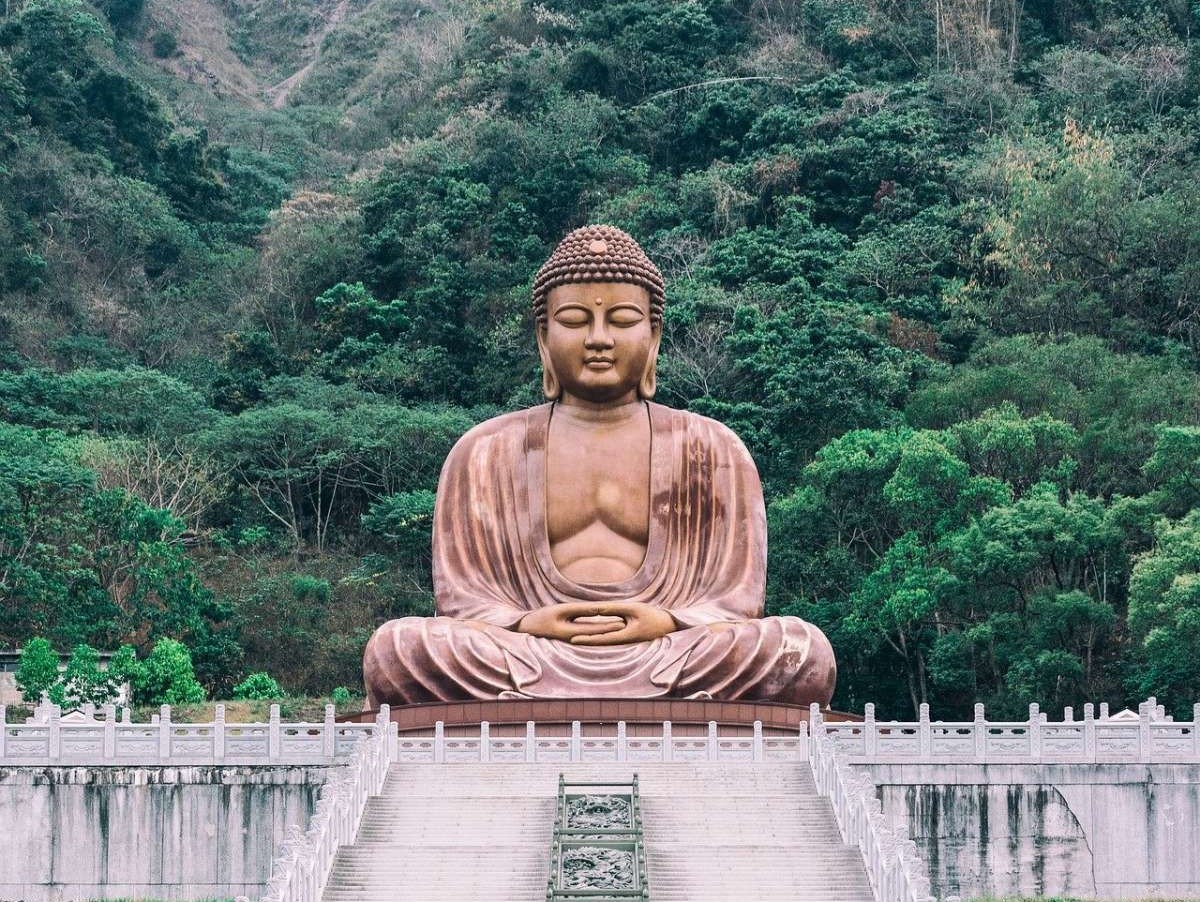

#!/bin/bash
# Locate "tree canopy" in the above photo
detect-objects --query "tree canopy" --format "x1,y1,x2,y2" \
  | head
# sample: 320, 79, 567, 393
2, 0, 1200, 714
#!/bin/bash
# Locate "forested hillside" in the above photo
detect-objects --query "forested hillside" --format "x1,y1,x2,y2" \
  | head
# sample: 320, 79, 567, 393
2, 0, 1199, 717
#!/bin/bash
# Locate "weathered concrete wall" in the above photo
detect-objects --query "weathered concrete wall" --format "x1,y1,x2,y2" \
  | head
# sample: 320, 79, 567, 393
0, 765, 328, 901
866, 762, 1200, 900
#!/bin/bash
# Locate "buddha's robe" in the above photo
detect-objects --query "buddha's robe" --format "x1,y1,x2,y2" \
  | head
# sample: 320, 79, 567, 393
363, 402, 836, 706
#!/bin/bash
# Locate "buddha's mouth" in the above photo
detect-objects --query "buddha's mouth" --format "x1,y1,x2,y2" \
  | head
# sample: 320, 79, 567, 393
584, 357, 615, 370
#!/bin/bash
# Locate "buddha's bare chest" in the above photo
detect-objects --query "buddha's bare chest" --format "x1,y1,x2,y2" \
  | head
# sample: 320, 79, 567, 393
545, 417, 650, 547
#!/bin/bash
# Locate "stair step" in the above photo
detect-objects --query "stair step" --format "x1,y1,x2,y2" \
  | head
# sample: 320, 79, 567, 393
320, 761, 874, 902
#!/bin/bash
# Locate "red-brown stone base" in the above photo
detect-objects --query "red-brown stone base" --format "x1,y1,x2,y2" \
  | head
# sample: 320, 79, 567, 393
340, 698, 861, 736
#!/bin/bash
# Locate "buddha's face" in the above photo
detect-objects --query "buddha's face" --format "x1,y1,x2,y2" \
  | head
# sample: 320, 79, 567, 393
539, 281, 659, 404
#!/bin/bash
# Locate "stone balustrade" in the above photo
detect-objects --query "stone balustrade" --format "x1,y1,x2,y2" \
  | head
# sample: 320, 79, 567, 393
824, 698, 1200, 764
3, 697, 1195, 766
257, 710, 395, 902
809, 704, 935, 902
395, 719, 804, 763
0, 702, 378, 765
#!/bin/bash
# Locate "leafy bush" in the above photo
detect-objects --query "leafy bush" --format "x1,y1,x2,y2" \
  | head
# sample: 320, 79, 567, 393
232, 671, 283, 700
15, 638, 60, 704
135, 639, 205, 705
151, 30, 178, 59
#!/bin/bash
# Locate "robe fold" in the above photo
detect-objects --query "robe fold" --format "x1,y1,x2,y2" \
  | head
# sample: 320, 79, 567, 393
363, 402, 836, 706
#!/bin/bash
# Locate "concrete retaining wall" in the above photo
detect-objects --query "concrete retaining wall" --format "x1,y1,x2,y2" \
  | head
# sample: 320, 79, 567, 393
866, 763, 1200, 900
0, 765, 328, 901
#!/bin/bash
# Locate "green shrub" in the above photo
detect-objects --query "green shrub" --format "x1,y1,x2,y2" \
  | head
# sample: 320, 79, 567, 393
136, 639, 205, 705
15, 638, 60, 704
232, 671, 283, 700
151, 30, 178, 59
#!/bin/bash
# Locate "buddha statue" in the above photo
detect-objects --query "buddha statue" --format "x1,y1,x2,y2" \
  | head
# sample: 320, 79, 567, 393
363, 225, 836, 707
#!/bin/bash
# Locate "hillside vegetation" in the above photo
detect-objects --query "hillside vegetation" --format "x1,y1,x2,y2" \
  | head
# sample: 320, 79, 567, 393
2, 0, 1200, 717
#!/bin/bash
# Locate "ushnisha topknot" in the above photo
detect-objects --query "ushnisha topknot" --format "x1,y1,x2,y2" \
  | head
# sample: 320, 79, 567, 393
533, 225, 665, 327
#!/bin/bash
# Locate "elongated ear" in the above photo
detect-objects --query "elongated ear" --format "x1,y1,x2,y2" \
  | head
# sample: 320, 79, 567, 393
535, 327, 561, 400
638, 328, 661, 400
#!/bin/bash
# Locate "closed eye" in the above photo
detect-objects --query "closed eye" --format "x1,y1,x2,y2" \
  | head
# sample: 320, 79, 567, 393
553, 306, 590, 327
609, 305, 645, 326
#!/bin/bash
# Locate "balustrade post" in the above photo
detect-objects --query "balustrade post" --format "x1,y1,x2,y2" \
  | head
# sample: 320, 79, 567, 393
526, 721, 536, 763
121, 708, 131, 724
434, 721, 445, 764
0, 705, 6, 760
1083, 703, 1096, 762
1064, 706, 1074, 723
320, 704, 334, 758
707, 721, 718, 761
1099, 702, 1110, 720
798, 720, 809, 762
752, 720, 763, 762
1028, 703, 1041, 761
479, 721, 490, 762
48, 704, 62, 762
919, 703, 931, 759
570, 721, 581, 762
213, 703, 225, 762
863, 703, 876, 759
1193, 704, 1200, 760
158, 705, 171, 761
617, 721, 627, 762
662, 721, 672, 762
973, 703, 986, 762
103, 704, 116, 759
268, 704, 282, 761
1138, 700, 1152, 762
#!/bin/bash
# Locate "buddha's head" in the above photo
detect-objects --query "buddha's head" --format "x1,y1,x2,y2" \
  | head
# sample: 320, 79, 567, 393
532, 225, 665, 404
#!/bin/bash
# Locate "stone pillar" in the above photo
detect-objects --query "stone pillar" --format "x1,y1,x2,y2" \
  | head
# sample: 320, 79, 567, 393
707, 721, 719, 761
662, 721, 672, 762
752, 721, 763, 762
434, 721, 445, 763
211, 704, 224, 761
525, 721, 536, 763
320, 704, 335, 757
268, 704, 281, 761
1084, 703, 1096, 762
864, 703, 877, 758
919, 703, 931, 759
157, 705, 171, 761
479, 721, 490, 762
617, 721, 627, 762
103, 704, 116, 759
973, 703, 986, 762
570, 721, 581, 762
1029, 703, 1042, 761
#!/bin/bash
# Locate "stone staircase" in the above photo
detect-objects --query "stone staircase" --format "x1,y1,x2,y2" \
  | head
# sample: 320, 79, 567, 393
321, 761, 875, 902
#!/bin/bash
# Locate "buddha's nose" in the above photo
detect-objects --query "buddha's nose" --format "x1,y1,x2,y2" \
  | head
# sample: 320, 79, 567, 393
584, 320, 615, 348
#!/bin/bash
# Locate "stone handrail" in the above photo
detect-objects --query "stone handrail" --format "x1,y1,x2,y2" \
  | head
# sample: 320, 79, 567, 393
0, 702, 377, 765
809, 704, 935, 902
394, 719, 805, 763
821, 698, 1200, 764
255, 706, 396, 902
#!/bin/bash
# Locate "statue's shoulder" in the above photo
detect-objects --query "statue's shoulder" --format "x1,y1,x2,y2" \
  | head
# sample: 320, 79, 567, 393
445, 403, 550, 462
648, 402, 754, 459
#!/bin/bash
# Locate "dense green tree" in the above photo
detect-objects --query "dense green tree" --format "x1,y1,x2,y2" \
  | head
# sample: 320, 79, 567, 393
52, 642, 119, 708
134, 638, 204, 705
14, 637, 59, 703
3, 0, 1200, 708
